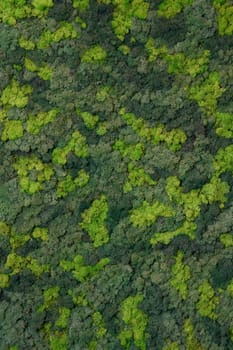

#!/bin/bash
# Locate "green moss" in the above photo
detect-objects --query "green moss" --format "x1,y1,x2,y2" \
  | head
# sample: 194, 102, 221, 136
55, 307, 71, 328
220, 233, 233, 247
214, 1, 233, 35
162, 341, 180, 350
170, 251, 191, 300
32, 227, 49, 241
0, 221, 10, 235
213, 144, 233, 176
123, 162, 156, 193
1, 79, 32, 108
157, 0, 193, 18
145, 37, 168, 62
196, 280, 219, 319
78, 110, 99, 129
38, 286, 60, 313
184, 319, 206, 350
73, 0, 89, 11
19, 36, 36, 50
60, 255, 110, 282
113, 140, 145, 161
9, 232, 30, 250
96, 122, 107, 135
118, 294, 148, 350
81, 45, 107, 63
14, 155, 54, 194
130, 200, 174, 228
96, 86, 110, 102
119, 108, 187, 151
56, 170, 89, 198
188, 72, 226, 116
151, 221, 196, 245
80, 195, 109, 247
1, 120, 24, 141
110, 0, 149, 41
24, 57, 38, 72
37, 22, 78, 49
0, 273, 9, 288
214, 111, 233, 138
27, 109, 59, 134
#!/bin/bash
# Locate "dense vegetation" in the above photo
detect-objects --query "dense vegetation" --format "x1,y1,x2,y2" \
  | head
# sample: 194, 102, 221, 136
0, 0, 233, 349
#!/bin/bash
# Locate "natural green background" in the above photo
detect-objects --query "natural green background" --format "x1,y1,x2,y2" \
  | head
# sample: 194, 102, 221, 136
0, 0, 233, 349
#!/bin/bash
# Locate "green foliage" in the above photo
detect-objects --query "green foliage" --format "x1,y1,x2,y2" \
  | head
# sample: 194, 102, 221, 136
32, 227, 49, 241
227, 279, 233, 297
24, 57, 38, 72
196, 280, 219, 319
219, 233, 233, 247
0, 273, 9, 288
19, 36, 35, 50
145, 37, 168, 62
188, 72, 226, 115
170, 251, 191, 300
37, 22, 78, 49
80, 195, 109, 247
37, 65, 53, 80
31, 0, 53, 14
96, 86, 111, 102
26, 109, 59, 134
162, 341, 180, 350
109, 0, 149, 41
96, 122, 107, 135
78, 110, 99, 129
1, 79, 32, 108
200, 176, 229, 207
0, 0, 31, 25
157, 0, 193, 18
1, 120, 23, 141
0, 221, 10, 235
164, 50, 210, 77
38, 286, 60, 313
9, 232, 30, 250
81, 45, 107, 63
118, 44, 130, 55
151, 221, 196, 245
213, 144, 233, 175
214, 1, 233, 35
113, 140, 144, 161
119, 108, 187, 151
214, 111, 233, 138
14, 155, 54, 194
56, 170, 89, 198
130, 200, 174, 228
49, 332, 68, 350
118, 294, 148, 350
73, 0, 89, 12
123, 162, 156, 193
52, 130, 88, 165
24, 57, 53, 80
60, 255, 110, 282
55, 307, 71, 328
184, 319, 206, 350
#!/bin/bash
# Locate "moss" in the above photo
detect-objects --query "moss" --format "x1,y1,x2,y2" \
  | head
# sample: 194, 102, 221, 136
32, 227, 49, 241
80, 195, 109, 247
157, 0, 193, 18
1, 79, 32, 108
196, 280, 219, 319
1, 120, 24, 141
130, 200, 174, 228
81, 45, 107, 63
170, 251, 191, 300
118, 294, 148, 350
